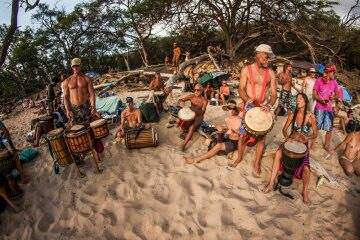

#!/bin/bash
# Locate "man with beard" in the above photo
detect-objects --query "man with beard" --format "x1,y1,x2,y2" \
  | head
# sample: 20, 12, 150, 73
230, 44, 277, 176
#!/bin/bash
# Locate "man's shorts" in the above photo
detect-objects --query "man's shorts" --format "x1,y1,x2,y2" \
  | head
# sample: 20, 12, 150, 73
72, 102, 92, 125
314, 108, 334, 132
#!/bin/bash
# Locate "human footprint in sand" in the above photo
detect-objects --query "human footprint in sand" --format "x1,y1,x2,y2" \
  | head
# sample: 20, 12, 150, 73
263, 93, 318, 204
178, 84, 208, 151
184, 100, 242, 164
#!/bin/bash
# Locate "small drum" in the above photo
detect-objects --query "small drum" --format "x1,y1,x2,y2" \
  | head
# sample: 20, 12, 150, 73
0, 150, 14, 177
178, 107, 196, 121
90, 119, 109, 139
279, 140, 308, 187
39, 115, 54, 134
243, 107, 274, 137
125, 128, 158, 149
46, 128, 73, 166
65, 125, 93, 154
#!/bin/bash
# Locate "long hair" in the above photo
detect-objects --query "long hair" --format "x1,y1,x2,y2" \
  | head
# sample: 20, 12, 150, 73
291, 93, 309, 133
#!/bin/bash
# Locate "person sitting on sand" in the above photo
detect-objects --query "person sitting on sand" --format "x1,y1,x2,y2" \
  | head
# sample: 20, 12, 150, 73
115, 97, 142, 138
263, 93, 318, 204
184, 100, 243, 164
178, 84, 208, 151
332, 130, 360, 176
219, 81, 230, 105
149, 72, 164, 92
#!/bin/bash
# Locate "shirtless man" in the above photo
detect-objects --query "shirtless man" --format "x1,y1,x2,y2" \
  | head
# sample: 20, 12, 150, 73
172, 42, 181, 69
274, 63, 293, 119
63, 58, 100, 125
332, 131, 360, 176
178, 84, 208, 151
115, 97, 142, 138
62, 58, 102, 173
230, 44, 277, 175
149, 72, 164, 91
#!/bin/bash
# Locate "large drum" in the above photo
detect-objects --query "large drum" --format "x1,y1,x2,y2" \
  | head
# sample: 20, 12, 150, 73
39, 115, 54, 134
125, 128, 158, 149
177, 107, 196, 132
46, 128, 73, 166
243, 107, 274, 137
0, 150, 14, 177
279, 140, 308, 187
90, 119, 109, 139
65, 125, 93, 154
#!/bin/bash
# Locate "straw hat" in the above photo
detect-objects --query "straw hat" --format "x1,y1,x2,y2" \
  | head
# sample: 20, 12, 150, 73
71, 58, 81, 67
178, 107, 196, 121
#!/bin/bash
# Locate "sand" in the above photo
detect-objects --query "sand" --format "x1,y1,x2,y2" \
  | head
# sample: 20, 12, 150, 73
0, 89, 360, 240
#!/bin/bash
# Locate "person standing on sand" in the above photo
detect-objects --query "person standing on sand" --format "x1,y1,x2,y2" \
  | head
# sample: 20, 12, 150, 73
302, 68, 317, 111
332, 131, 360, 176
263, 93, 317, 204
172, 42, 181, 69
230, 44, 277, 176
313, 64, 342, 152
274, 63, 293, 119
178, 84, 208, 151
62, 58, 102, 168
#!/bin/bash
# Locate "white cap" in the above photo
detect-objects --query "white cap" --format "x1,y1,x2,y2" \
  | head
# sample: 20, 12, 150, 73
309, 67, 316, 72
71, 58, 81, 67
255, 44, 275, 58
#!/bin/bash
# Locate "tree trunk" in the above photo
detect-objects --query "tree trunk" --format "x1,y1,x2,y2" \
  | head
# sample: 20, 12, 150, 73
122, 55, 130, 71
225, 35, 237, 57
0, 0, 20, 69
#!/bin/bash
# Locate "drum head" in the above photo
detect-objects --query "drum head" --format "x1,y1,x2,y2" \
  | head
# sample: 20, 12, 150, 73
178, 107, 196, 121
47, 128, 64, 137
244, 107, 273, 132
90, 119, 106, 127
284, 140, 307, 155
70, 125, 86, 132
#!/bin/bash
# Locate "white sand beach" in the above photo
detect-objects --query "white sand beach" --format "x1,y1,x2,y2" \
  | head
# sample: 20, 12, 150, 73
0, 89, 359, 240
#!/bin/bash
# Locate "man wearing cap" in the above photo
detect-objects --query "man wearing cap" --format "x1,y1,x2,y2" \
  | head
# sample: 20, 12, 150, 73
115, 97, 142, 138
231, 44, 277, 175
313, 64, 343, 152
63, 58, 100, 124
303, 67, 317, 111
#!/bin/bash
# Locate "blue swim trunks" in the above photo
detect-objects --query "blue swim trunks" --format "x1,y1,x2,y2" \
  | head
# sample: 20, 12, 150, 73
314, 108, 334, 132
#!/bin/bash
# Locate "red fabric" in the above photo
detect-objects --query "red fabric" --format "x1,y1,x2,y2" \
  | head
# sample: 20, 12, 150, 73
247, 65, 270, 105
325, 64, 336, 73
178, 119, 194, 131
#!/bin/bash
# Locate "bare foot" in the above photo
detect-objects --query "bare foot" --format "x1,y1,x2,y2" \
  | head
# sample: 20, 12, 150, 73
228, 160, 240, 168
262, 183, 274, 193
253, 165, 261, 176
302, 190, 310, 204
184, 157, 195, 164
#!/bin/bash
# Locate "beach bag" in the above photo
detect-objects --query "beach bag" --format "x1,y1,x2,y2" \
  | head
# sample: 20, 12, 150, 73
140, 103, 159, 123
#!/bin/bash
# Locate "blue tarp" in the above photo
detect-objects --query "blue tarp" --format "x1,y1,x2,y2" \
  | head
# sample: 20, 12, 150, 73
96, 96, 122, 114
341, 85, 352, 102
85, 71, 100, 78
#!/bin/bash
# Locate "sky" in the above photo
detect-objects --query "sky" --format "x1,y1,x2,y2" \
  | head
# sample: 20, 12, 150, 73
0, 0, 358, 28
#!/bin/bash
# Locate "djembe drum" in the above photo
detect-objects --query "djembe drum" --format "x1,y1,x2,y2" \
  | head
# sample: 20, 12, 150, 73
275, 140, 308, 199
90, 119, 109, 139
243, 107, 274, 137
125, 128, 158, 149
65, 125, 94, 154
38, 115, 54, 134
178, 107, 196, 132
46, 128, 73, 167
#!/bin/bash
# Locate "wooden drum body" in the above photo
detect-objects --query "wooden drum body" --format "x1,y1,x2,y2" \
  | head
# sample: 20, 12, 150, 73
125, 128, 158, 149
46, 128, 73, 166
243, 107, 274, 137
39, 115, 54, 134
65, 125, 93, 154
0, 150, 14, 176
90, 119, 109, 139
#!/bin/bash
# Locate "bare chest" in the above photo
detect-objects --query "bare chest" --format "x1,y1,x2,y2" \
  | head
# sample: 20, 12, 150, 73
68, 76, 88, 89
